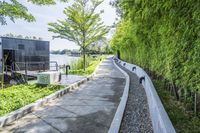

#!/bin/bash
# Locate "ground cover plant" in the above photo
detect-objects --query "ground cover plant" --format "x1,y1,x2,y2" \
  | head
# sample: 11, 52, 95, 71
69, 55, 107, 75
153, 79, 200, 133
0, 84, 62, 116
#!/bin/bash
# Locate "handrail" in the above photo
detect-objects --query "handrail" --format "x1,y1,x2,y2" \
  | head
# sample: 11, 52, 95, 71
4, 61, 59, 83
12, 62, 26, 83
13, 61, 58, 71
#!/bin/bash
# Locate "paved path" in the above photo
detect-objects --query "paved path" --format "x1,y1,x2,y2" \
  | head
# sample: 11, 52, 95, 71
0, 58, 125, 133
59, 75, 86, 86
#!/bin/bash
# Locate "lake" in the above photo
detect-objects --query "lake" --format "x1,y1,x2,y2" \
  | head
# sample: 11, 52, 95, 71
50, 54, 79, 66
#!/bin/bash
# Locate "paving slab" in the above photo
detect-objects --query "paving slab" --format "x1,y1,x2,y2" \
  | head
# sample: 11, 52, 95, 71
59, 75, 86, 86
0, 58, 125, 133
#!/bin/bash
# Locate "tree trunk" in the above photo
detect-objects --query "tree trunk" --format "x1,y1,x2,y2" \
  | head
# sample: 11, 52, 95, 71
117, 50, 120, 59
171, 82, 179, 101
194, 92, 197, 115
83, 47, 86, 71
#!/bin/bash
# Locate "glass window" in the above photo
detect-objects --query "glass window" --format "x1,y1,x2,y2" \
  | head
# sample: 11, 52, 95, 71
18, 44, 24, 50
36, 42, 45, 51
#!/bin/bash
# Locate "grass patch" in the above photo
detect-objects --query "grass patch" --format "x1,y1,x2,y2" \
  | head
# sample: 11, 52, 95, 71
153, 80, 200, 133
69, 55, 108, 76
0, 84, 62, 117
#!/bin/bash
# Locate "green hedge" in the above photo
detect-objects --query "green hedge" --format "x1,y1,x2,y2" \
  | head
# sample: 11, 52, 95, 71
110, 0, 200, 98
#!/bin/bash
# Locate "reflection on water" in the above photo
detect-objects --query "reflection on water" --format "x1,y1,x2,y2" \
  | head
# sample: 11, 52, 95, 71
50, 54, 79, 66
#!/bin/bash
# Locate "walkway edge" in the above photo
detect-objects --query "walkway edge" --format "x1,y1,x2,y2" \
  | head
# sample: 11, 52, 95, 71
0, 76, 93, 128
108, 58, 130, 133
0, 66, 102, 128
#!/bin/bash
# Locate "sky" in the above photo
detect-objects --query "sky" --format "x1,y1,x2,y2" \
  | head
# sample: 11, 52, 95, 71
0, 0, 117, 50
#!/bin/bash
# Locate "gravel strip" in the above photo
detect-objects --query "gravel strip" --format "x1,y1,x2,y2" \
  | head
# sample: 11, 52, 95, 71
118, 63, 153, 133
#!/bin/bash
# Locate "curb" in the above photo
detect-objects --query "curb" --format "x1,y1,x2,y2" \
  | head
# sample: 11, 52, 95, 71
115, 58, 176, 133
0, 74, 95, 128
108, 59, 130, 133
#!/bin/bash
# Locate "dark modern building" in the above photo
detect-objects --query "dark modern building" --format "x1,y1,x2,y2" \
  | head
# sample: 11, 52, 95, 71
0, 37, 50, 72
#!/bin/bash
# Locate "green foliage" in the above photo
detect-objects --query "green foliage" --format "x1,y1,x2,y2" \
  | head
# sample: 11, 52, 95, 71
154, 79, 200, 133
27, 0, 68, 5
0, 84, 62, 116
69, 55, 106, 75
110, 0, 200, 131
0, 0, 67, 25
0, 0, 34, 25
48, 0, 109, 70
110, 0, 200, 96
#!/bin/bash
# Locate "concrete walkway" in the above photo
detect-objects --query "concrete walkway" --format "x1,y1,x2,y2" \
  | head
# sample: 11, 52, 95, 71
0, 58, 125, 133
59, 75, 86, 86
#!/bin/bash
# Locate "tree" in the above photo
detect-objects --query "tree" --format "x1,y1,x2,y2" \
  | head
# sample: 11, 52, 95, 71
48, 0, 109, 70
0, 0, 67, 25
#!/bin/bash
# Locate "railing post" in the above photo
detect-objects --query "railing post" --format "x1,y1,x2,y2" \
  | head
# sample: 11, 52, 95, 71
5, 66, 7, 75
56, 62, 58, 71
43, 62, 45, 72
25, 62, 27, 81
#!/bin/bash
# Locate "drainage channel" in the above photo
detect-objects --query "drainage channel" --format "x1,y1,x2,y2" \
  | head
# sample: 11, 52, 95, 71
117, 63, 153, 133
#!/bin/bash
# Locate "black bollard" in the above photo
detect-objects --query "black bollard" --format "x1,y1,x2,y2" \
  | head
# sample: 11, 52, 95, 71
59, 72, 62, 81
132, 67, 136, 71
139, 76, 145, 84
66, 65, 71, 75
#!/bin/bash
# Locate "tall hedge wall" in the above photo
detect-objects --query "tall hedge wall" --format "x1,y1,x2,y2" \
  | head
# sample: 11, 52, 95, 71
110, 0, 200, 95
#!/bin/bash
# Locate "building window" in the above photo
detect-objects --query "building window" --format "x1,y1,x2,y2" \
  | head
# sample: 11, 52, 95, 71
18, 44, 24, 50
36, 42, 46, 51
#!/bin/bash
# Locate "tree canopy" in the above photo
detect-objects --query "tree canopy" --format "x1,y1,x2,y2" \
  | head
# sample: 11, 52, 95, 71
48, 0, 109, 70
0, 0, 68, 25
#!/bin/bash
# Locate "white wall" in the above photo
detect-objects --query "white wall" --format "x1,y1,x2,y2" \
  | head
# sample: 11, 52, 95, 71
116, 58, 176, 133
0, 38, 2, 72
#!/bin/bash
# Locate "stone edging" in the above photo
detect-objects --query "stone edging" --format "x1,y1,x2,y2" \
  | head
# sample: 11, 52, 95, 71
108, 58, 130, 133
0, 70, 98, 127
115, 58, 176, 133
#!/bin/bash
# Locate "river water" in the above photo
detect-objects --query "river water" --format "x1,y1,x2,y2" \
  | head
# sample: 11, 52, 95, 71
50, 54, 79, 66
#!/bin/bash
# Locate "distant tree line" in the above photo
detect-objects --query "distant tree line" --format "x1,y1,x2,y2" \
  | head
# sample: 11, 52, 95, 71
51, 47, 111, 55
51, 49, 80, 55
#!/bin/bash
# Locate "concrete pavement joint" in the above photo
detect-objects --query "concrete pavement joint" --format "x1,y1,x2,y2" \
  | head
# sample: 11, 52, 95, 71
57, 105, 115, 107
62, 98, 112, 101
54, 105, 110, 129
32, 113, 63, 133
